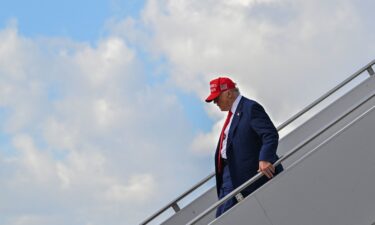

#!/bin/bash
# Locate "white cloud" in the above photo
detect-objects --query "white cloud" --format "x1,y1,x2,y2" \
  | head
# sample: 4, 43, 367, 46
11, 134, 56, 183
191, 118, 222, 155
5, 215, 59, 225
141, 0, 373, 99
0, 21, 199, 225
73, 37, 136, 88
0, 0, 374, 224
105, 174, 156, 202
138, 0, 375, 157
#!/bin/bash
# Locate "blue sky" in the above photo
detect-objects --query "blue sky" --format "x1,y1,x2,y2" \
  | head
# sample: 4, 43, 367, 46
0, 0, 374, 225
0, 0, 213, 132
0, 0, 145, 40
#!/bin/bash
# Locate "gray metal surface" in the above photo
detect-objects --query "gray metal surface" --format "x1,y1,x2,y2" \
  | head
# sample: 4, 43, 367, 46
140, 172, 215, 225
277, 59, 375, 131
160, 76, 375, 225
161, 188, 216, 225
187, 70, 375, 225
210, 195, 273, 225
140, 60, 375, 225
277, 75, 375, 167
211, 104, 375, 225
189, 81, 375, 224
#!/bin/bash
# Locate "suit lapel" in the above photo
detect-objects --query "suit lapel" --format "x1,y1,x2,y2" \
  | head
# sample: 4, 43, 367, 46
227, 98, 244, 147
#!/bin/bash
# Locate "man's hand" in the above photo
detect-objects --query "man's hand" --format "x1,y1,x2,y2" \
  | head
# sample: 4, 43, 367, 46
258, 161, 275, 179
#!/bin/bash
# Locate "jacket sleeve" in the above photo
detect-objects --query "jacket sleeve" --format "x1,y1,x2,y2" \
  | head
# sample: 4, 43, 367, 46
249, 102, 279, 162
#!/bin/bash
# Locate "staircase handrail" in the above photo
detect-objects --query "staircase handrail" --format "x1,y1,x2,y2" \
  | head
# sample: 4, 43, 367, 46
140, 59, 374, 225
187, 93, 375, 225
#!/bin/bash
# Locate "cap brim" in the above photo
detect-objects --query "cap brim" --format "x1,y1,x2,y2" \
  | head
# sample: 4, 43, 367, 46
205, 92, 220, 102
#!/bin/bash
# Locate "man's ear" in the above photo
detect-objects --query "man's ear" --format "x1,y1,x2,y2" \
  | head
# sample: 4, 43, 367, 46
228, 90, 234, 98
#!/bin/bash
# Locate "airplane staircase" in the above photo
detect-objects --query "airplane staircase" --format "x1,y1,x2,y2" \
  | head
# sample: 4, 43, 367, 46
140, 59, 375, 225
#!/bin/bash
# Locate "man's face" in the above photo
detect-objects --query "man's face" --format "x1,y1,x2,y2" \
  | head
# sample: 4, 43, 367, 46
213, 90, 232, 111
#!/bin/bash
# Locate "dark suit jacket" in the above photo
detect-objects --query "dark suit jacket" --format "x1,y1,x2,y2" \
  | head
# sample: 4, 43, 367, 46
215, 96, 283, 197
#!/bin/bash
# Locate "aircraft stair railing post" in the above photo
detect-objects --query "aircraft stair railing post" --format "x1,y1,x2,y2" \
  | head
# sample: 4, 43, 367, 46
186, 93, 375, 225
140, 59, 374, 225
367, 65, 374, 76
139, 172, 215, 225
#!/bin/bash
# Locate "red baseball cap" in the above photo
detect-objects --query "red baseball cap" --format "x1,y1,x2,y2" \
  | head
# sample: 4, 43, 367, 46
205, 77, 236, 102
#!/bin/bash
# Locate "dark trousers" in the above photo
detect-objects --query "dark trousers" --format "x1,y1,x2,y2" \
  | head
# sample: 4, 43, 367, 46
216, 165, 237, 217
215, 163, 284, 218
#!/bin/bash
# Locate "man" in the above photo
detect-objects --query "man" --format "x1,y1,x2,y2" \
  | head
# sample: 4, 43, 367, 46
205, 77, 283, 217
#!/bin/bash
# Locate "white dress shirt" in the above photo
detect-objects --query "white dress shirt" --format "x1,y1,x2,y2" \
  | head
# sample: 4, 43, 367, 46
221, 95, 242, 159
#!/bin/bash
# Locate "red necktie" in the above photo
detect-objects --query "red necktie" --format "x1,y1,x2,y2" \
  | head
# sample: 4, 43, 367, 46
218, 110, 233, 173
